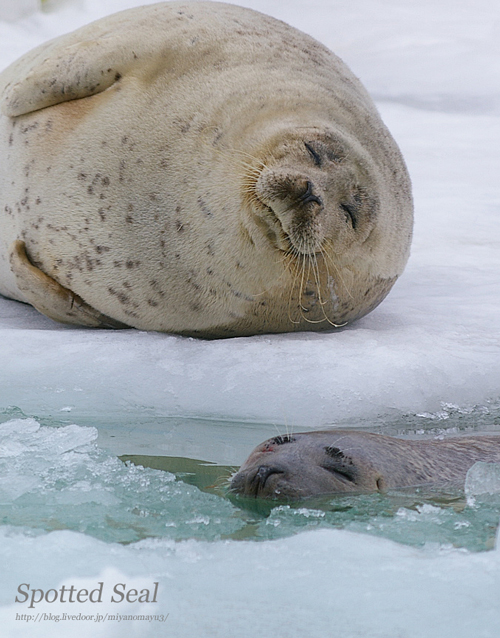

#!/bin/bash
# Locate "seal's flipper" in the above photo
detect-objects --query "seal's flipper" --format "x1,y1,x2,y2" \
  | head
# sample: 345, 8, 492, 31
9, 240, 128, 328
0, 6, 167, 117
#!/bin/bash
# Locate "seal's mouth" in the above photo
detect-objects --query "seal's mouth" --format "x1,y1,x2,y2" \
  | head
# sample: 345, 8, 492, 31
258, 204, 296, 253
253, 194, 324, 256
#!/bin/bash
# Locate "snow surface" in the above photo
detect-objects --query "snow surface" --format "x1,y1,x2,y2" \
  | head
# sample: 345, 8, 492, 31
0, 0, 500, 636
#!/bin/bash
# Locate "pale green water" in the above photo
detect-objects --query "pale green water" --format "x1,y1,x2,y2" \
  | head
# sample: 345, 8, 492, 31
1, 404, 500, 551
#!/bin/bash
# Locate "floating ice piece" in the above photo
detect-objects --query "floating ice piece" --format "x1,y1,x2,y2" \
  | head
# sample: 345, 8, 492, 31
465, 462, 500, 496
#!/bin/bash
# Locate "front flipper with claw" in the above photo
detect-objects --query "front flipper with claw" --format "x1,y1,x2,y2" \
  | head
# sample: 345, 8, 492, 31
9, 240, 129, 329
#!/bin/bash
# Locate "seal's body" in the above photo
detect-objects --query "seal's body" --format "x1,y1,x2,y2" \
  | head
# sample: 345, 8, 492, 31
0, 2, 413, 337
231, 431, 500, 499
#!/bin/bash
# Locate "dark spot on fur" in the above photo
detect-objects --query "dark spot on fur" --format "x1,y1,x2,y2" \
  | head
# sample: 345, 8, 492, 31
212, 129, 223, 145
108, 287, 129, 305
20, 122, 39, 135
198, 197, 213, 217
126, 260, 140, 269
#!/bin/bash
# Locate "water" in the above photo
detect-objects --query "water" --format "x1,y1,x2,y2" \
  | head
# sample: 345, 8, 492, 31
2, 408, 500, 552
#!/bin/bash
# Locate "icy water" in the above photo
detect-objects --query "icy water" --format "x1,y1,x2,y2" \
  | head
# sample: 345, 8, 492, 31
1, 0, 499, 633
2, 404, 500, 552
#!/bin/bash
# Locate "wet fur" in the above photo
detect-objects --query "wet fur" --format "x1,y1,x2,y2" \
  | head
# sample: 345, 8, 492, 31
231, 430, 500, 499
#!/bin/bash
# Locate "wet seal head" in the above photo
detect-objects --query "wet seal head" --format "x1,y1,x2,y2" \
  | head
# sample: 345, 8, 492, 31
230, 430, 500, 499
0, 2, 413, 337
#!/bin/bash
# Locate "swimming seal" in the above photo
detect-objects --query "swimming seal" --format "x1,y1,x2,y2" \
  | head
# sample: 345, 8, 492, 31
230, 431, 500, 499
0, 2, 413, 337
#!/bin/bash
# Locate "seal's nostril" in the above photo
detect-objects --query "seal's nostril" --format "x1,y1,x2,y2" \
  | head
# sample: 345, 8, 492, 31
252, 465, 284, 495
299, 181, 322, 206
256, 465, 278, 482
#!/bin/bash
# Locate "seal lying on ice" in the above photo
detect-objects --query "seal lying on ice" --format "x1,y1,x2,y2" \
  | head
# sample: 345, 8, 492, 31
0, 2, 413, 337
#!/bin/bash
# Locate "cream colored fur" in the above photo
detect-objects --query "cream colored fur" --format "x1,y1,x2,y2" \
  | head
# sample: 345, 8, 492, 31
0, 2, 413, 337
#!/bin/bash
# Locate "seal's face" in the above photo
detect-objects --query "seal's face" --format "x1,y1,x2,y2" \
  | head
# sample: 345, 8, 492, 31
238, 128, 396, 330
251, 130, 378, 257
230, 431, 385, 499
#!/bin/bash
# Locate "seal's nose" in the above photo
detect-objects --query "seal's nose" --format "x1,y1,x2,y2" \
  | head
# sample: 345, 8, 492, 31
298, 180, 323, 207
250, 465, 284, 496
230, 464, 285, 497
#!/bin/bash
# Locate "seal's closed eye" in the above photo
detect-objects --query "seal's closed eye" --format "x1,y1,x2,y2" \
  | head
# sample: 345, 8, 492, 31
304, 142, 322, 167
324, 446, 345, 459
322, 445, 356, 482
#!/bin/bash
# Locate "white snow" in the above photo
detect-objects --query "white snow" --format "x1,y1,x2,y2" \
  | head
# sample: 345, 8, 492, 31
1, 0, 500, 636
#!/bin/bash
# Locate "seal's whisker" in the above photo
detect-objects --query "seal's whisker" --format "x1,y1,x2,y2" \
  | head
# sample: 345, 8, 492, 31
321, 237, 354, 299
296, 241, 348, 328
287, 248, 305, 324
298, 240, 319, 316
273, 423, 285, 437
298, 244, 311, 313
214, 145, 273, 177
314, 248, 330, 307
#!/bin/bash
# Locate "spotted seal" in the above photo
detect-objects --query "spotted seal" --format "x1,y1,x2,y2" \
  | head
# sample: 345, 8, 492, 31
0, 2, 413, 337
230, 430, 500, 498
